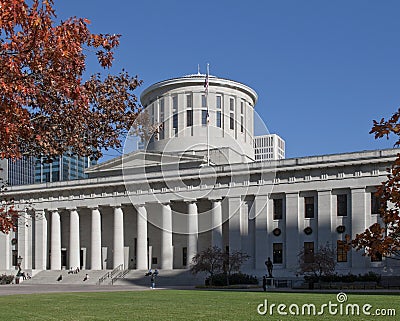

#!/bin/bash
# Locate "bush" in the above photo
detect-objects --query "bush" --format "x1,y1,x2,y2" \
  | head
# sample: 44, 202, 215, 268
205, 273, 258, 286
306, 272, 381, 283
0, 274, 14, 285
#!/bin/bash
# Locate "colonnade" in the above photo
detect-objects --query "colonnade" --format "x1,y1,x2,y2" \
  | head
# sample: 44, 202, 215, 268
42, 199, 223, 270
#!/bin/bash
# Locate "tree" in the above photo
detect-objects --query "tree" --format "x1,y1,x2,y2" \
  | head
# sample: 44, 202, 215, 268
0, 0, 142, 233
190, 246, 250, 286
298, 243, 336, 281
190, 246, 223, 285
0, 0, 142, 160
222, 250, 250, 286
352, 111, 400, 260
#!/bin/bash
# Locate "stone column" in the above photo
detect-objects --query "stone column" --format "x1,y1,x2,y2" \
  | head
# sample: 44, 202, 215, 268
35, 210, 47, 270
285, 192, 299, 270
317, 190, 332, 247
136, 204, 148, 270
113, 206, 124, 268
17, 212, 29, 269
228, 196, 242, 253
161, 203, 173, 269
211, 199, 223, 249
187, 201, 198, 264
91, 207, 102, 270
69, 208, 80, 270
351, 188, 367, 271
50, 209, 61, 270
254, 195, 269, 270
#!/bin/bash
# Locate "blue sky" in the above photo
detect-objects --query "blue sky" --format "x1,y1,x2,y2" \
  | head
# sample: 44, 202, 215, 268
54, 0, 400, 160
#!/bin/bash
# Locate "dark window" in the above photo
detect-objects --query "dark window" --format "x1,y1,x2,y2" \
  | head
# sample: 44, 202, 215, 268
240, 116, 244, 133
337, 194, 347, 217
187, 110, 193, 127
337, 240, 348, 262
371, 192, 380, 215
182, 247, 187, 266
230, 98, 234, 111
304, 197, 314, 218
304, 242, 314, 263
273, 243, 283, 264
152, 257, 158, 265
12, 250, 17, 266
173, 113, 178, 134
216, 111, 222, 128
273, 199, 283, 220
202, 110, 208, 126
371, 251, 382, 262
186, 94, 192, 108
216, 96, 222, 109
230, 114, 234, 130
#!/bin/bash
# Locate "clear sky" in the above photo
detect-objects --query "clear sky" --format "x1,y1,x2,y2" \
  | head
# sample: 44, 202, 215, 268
54, 0, 400, 160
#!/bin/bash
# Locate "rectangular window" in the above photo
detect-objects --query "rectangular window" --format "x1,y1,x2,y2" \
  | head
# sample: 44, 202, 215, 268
304, 242, 314, 263
182, 247, 187, 266
172, 95, 178, 135
337, 194, 347, 217
216, 111, 222, 128
337, 240, 348, 262
273, 199, 283, 220
202, 110, 208, 126
230, 114, 234, 130
160, 98, 164, 116
173, 114, 178, 134
187, 110, 193, 127
186, 94, 192, 108
273, 243, 283, 264
172, 95, 178, 110
371, 192, 380, 215
202, 94, 207, 107
230, 98, 235, 111
216, 96, 222, 109
240, 115, 244, 133
241, 101, 244, 114
304, 197, 315, 218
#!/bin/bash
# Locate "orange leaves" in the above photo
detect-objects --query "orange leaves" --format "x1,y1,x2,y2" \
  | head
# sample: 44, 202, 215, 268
0, 0, 141, 161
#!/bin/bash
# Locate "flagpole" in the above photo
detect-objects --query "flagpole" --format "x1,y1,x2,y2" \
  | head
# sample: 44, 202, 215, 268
206, 63, 210, 166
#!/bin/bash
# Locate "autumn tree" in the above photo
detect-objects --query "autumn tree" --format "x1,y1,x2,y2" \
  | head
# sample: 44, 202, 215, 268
352, 111, 400, 261
190, 246, 223, 285
0, 0, 142, 233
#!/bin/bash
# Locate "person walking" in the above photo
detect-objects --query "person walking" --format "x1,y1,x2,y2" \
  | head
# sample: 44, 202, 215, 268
150, 274, 155, 289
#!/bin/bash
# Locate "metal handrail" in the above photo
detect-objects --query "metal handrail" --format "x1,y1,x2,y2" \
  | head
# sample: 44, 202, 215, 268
97, 264, 124, 285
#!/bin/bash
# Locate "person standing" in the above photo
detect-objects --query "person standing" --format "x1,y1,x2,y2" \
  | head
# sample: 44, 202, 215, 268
262, 276, 267, 292
150, 274, 155, 289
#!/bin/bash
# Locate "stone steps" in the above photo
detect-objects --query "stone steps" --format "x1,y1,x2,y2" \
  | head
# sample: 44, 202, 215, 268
23, 270, 110, 285
114, 269, 206, 287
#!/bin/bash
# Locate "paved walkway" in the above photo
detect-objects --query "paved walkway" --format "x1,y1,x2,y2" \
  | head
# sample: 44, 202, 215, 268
0, 284, 399, 297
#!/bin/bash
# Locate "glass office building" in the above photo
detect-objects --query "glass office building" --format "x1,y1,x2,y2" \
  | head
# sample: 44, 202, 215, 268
34, 154, 96, 183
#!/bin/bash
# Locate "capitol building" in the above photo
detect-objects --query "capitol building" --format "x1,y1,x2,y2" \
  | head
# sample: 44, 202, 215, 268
0, 73, 399, 279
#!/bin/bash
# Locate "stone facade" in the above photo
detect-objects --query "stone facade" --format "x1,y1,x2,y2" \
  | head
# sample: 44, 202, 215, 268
0, 74, 399, 278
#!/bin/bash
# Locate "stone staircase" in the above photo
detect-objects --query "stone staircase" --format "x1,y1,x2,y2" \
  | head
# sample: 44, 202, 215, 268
23, 270, 109, 285
113, 269, 206, 287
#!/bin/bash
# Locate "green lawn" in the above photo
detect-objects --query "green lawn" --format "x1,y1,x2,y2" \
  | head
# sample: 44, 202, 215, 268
0, 290, 398, 321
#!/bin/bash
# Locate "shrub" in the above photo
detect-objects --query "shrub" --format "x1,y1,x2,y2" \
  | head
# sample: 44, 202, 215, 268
205, 273, 258, 286
0, 274, 14, 285
307, 272, 381, 283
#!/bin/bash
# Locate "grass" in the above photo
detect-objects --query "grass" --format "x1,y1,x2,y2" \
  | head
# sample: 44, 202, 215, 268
0, 290, 398, 321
